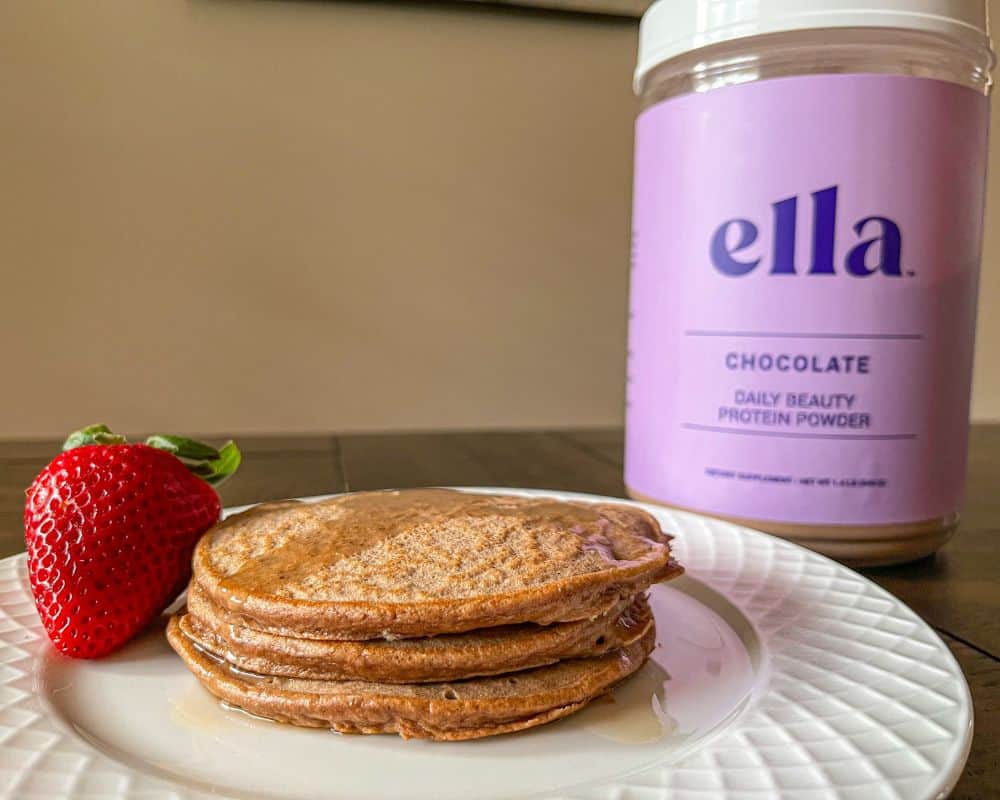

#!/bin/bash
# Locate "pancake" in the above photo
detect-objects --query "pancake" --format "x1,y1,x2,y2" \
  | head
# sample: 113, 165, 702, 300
180, 589, 652, 683
193, 489, 680, 639
167, 616, 656, 741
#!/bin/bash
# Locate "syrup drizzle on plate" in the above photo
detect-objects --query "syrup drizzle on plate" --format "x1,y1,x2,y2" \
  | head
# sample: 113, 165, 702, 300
575, 659, 677, 744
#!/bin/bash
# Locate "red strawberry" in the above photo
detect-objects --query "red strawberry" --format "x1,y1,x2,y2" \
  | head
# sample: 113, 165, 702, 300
24, 425, 240, 659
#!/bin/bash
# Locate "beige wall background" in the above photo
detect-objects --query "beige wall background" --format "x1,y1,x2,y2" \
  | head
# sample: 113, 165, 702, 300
3, 0, 999, 438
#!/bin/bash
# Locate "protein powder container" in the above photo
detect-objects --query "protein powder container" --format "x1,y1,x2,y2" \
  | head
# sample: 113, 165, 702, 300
625, 1, 993, 566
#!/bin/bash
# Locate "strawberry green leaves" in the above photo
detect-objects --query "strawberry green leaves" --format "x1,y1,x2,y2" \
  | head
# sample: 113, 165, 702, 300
63, 424, 128, 449
175, 440, 242, 487
145, 435, 241, 487
143, 435, 220, 461
63, 426, 241, 488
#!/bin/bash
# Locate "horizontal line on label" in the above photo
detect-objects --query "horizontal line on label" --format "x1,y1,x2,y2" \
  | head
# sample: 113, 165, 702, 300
681, 424, 917, 441
683, 331, 923, 341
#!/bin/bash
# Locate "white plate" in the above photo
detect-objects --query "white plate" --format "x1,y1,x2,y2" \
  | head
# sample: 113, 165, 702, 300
0, 489, 972, 800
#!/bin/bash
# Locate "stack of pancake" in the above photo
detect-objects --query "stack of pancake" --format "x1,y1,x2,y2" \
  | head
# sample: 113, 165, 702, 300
168, 489, 681, 740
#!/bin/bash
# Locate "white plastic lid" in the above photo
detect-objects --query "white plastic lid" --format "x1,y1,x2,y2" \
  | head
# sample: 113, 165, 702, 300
635, 0, 993, 92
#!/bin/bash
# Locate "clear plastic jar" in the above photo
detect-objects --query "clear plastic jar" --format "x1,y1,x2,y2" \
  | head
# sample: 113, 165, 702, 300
639, 27, 992, 110
626, 3, 994, 566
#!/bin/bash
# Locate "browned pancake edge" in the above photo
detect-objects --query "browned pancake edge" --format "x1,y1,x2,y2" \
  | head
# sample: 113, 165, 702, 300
167, 616, 656, 741
193, 490, 682, 639
179, 593, 653, 683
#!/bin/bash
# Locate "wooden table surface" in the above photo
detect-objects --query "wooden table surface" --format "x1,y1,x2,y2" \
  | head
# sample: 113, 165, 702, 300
1, 428, 997, 797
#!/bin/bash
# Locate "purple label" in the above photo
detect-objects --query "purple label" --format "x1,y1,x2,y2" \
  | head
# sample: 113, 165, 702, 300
625, 74, 989, 525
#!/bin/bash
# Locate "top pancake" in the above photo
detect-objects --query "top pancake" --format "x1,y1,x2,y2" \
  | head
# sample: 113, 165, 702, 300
193, 489, 680, 639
